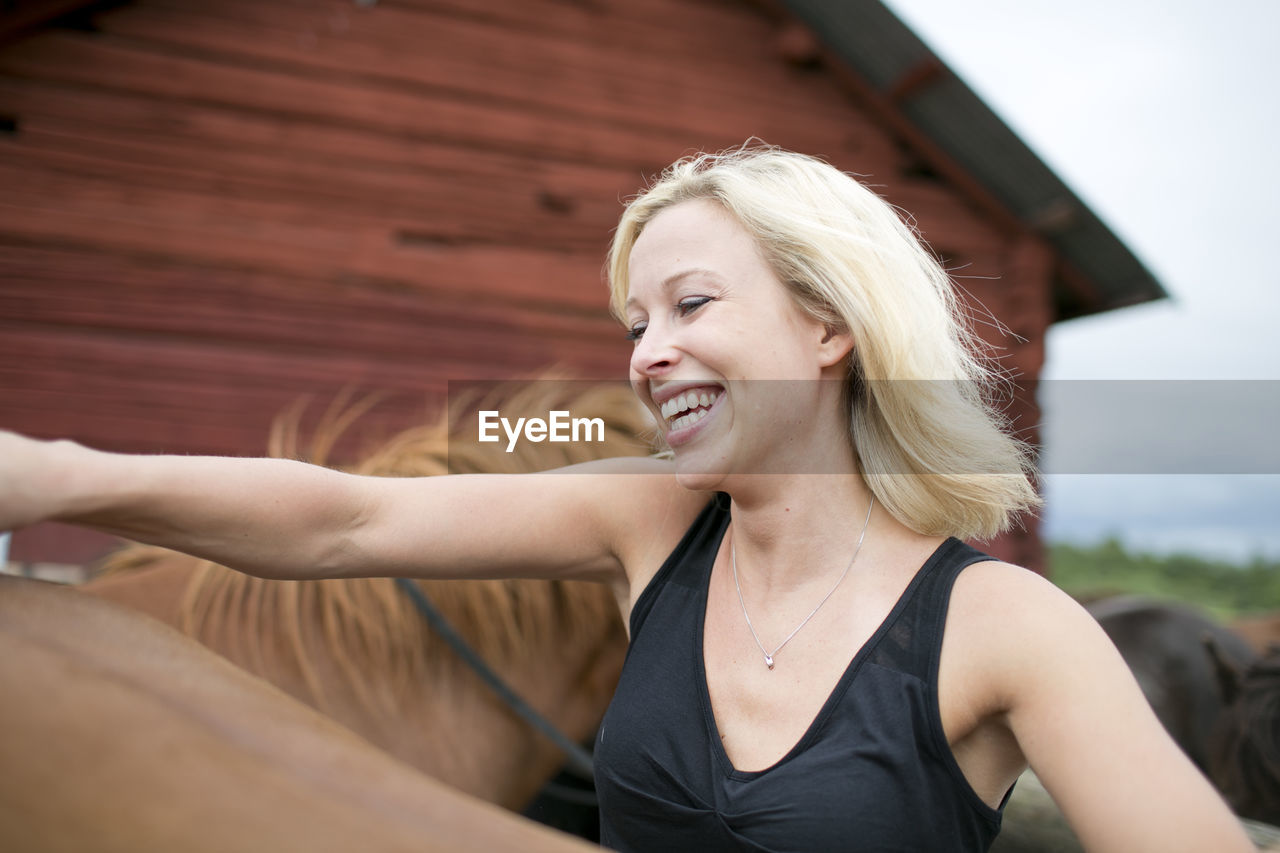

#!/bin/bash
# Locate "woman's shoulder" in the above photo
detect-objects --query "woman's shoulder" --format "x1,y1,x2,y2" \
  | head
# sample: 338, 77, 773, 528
947, 558, 1095, 649
944, 556, 1118, 708
949, 557, 1086, 626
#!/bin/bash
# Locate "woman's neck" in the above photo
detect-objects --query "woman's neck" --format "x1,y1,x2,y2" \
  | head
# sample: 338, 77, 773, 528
723, 473, 884, 592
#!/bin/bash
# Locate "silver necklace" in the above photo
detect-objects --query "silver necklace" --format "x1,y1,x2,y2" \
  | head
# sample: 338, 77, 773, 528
731, 495, 875, 670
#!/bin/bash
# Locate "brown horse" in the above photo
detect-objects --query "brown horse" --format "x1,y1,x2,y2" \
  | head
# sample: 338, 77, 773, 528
80, 381, 651, 813
0, 572, 595, 853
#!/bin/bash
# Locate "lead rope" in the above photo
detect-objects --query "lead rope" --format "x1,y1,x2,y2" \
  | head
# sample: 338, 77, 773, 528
393, 577, 598, 790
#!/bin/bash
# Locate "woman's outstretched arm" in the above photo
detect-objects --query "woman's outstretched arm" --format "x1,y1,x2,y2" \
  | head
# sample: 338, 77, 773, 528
0, 430, 685, 585
949, 561, 1255, 852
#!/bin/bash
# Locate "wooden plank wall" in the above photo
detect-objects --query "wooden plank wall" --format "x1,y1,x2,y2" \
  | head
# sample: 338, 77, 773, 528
0, 0, 1050, 568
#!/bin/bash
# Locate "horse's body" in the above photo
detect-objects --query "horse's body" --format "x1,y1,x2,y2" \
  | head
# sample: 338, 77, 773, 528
79, 383, 649, 812
1088, 596, 1280, 824
1208, 647, 1280, 826
83, 553, 625, 810
0, 573, 593, 853
1087, 595, 1258, 774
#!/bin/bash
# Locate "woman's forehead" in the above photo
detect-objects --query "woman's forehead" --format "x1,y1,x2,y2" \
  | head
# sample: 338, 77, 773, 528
628, 200, 760, 283
634, 199, 736, 246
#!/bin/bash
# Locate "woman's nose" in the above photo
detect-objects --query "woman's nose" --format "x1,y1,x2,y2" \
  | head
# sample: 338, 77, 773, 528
629, 325, 679, 378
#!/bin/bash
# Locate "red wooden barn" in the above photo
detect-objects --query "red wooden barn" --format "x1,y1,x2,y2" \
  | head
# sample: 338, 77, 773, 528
0, 0, 1162, 573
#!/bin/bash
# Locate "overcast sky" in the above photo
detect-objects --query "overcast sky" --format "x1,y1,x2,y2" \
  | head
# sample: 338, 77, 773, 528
882, 0, 1280, 560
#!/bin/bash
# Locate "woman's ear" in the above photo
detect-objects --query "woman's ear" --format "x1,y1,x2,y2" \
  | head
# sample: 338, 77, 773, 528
816, 324, 856, 368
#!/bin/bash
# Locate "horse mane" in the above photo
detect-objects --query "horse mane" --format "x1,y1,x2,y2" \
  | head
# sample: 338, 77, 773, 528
97, 380, 654, 717
1208, 648, 1280, 824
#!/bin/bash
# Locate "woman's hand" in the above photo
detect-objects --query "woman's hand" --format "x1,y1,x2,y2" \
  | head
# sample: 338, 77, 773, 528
0, 429, 365, 576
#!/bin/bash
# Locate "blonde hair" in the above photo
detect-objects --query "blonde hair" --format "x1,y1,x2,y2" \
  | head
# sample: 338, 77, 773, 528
607, 144, 1040, 539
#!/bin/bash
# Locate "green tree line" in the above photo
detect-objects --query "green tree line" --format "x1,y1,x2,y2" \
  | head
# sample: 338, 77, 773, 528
1049, 538, 1280, 619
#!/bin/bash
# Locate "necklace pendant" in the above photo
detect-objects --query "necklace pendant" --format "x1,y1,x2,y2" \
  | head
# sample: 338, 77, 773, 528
764, 653, 775, 669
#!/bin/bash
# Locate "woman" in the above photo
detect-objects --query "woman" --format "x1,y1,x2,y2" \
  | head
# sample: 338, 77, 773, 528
0, 146, 1251, 851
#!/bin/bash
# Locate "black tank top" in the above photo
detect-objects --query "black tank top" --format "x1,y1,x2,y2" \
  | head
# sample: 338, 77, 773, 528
595, 496, 1007, 852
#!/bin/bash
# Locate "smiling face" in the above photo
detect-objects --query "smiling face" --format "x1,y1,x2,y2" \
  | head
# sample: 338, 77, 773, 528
624, 199, 855, 488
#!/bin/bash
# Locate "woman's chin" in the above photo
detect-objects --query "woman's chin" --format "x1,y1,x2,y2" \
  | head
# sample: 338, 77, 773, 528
671, 448, 732, 493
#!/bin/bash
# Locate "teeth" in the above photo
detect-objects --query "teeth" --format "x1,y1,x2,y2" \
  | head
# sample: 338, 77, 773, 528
670, 408, 710, 432
660, 388, 720, 429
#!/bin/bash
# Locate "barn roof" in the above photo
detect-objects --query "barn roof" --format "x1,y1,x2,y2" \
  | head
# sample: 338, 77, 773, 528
778, 0, 1166, 320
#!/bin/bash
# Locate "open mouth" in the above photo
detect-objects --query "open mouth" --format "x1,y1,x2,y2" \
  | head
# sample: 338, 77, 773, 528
660, 386, 721, 432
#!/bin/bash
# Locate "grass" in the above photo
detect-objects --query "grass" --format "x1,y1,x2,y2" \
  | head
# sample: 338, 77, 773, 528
1048, 538, 1280, 620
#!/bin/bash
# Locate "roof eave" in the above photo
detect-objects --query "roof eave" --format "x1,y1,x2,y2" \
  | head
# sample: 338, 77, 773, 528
775, 0, 1168, 322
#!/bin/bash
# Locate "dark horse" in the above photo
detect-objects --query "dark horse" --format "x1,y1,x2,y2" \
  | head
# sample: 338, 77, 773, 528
1206, 645, 1280, 826
1088, 596, 1279, 825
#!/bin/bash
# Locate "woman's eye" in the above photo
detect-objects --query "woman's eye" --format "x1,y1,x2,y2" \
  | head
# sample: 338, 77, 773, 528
626, 297, 709, 341
677, 296, 713, 317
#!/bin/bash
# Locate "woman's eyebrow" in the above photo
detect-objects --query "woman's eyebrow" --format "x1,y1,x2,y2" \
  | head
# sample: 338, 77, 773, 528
624, 268, 723, 310
663, 268, 721, 288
